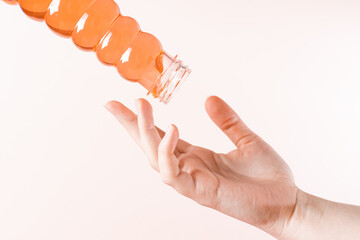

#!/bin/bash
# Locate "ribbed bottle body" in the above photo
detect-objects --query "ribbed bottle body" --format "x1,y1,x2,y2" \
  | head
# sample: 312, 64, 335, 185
5, 0, 191, 103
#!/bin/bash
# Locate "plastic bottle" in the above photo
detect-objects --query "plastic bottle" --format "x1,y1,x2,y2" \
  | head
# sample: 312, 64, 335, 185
3, 0, 191, 103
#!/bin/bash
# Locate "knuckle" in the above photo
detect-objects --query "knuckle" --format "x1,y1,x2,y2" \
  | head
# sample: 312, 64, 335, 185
235, 133, 258, 148
161, 174, 174, 185
221, 116, 239, 131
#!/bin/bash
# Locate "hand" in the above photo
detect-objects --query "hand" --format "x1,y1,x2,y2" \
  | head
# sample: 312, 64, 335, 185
104, 96, 298, 238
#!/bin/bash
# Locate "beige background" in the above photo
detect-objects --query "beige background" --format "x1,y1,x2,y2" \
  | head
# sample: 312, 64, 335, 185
1, 0, 360, 239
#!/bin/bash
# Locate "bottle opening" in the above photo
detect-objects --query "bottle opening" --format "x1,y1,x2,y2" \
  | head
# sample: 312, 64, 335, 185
148, 52, 191, 104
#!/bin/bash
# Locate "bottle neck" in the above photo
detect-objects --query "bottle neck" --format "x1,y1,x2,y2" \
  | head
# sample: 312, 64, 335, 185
146, 52, 191, 104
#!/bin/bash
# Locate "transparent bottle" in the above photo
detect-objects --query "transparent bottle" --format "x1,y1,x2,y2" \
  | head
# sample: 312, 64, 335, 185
4, 0, 191, 103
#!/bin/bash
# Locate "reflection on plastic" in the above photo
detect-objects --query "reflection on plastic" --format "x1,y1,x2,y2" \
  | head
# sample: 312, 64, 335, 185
5, 0, 191, 103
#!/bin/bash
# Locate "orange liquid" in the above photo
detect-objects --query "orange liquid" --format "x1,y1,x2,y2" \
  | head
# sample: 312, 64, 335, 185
3, 0, 18, 5
18, 0, 52, 19
71, 0, 120, 50
11, 0, 165, 93
96, 16, 141, 65
44, 0, 97, 36
116, 32, 162, 82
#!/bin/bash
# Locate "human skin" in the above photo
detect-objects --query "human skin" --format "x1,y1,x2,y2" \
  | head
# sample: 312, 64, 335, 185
104, 96, 360, 239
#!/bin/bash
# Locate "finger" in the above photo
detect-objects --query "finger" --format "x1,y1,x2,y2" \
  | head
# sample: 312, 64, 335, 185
205, 96, 258, 149
104, 100, 141, 145
104, 100, 191, 153
158, 124, 180, 181
136, 98, 162, 170
158, 125, 195, 196
157, 126, 191, 154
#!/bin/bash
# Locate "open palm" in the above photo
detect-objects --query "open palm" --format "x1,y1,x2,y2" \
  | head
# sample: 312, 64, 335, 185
105, 96, 298, 238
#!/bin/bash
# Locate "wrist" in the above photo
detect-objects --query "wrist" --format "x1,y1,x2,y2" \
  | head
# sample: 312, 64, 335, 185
278, 189, 328, 240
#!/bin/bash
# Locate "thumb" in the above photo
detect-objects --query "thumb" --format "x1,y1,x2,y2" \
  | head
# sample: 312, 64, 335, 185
205, 96, 258, 149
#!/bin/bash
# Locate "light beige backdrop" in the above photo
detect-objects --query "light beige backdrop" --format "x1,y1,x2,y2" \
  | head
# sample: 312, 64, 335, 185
1, 0, 360, 239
